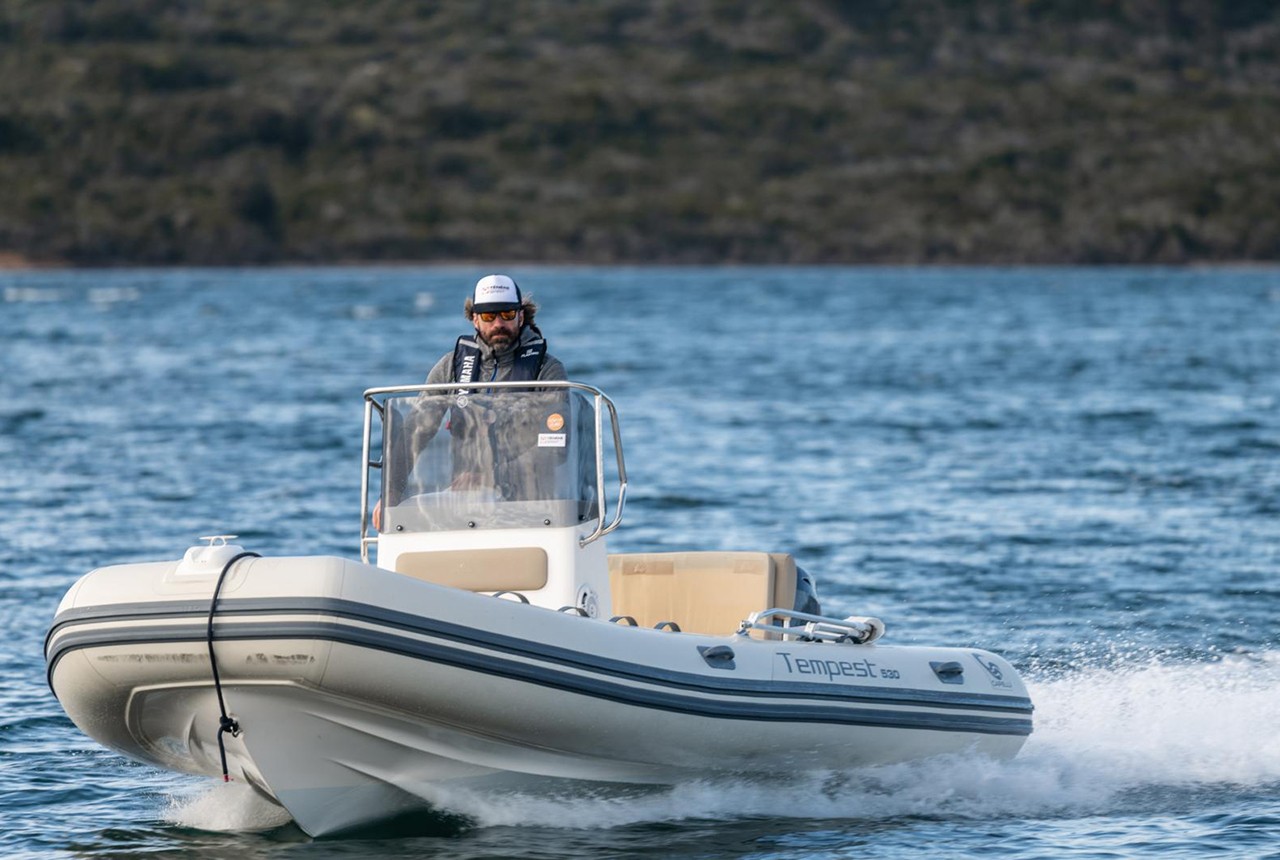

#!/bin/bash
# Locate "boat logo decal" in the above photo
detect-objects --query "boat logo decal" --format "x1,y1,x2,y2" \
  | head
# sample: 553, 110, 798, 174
546, 412, 565, 431
776, 652, 893, 683
245, 652, 317, 666
972, 653, 1013, 689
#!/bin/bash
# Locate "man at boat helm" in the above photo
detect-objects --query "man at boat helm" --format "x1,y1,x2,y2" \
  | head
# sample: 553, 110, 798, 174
373, 274, 566, 528
425, 273, 567, 388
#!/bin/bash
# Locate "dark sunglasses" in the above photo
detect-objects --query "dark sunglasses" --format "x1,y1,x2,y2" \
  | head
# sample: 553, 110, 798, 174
477, 309, 519, 322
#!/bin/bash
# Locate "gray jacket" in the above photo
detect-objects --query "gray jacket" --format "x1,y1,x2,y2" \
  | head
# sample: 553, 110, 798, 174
425, 326, 567, 384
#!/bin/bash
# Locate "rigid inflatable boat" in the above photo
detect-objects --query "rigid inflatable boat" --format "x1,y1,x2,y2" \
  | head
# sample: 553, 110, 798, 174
46, 382, 1033, 837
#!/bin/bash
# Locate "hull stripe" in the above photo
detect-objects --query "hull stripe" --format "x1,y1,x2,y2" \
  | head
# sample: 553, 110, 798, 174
48, 603, 1032, 737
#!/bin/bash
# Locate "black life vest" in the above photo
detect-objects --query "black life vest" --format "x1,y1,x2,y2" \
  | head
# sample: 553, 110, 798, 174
451, 332, 547, 387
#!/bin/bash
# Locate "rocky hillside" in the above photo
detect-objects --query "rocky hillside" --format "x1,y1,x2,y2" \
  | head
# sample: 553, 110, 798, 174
1, 0, 1278, 264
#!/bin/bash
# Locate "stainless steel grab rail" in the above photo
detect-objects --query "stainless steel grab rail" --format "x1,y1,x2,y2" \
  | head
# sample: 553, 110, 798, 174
738, 608, 886, 644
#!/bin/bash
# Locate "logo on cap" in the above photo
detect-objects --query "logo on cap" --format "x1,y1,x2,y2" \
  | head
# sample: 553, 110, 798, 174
473, 274, 521, 309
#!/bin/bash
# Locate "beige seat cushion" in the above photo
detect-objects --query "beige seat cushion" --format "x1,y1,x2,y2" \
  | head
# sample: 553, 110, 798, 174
395, 547, 549, 591
608, 551, 797, 635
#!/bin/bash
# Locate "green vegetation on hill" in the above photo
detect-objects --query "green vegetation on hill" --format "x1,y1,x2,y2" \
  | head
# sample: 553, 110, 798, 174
2, 0, 1278, 265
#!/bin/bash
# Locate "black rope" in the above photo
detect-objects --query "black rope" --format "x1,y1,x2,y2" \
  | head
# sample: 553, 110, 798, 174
205, 550, 260, 782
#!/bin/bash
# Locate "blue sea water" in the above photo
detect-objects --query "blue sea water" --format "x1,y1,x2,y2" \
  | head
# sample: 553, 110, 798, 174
2, 266, 1279, 858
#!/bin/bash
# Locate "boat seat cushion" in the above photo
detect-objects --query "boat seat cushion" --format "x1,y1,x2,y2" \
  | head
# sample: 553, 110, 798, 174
395, 547, 549, 591
607, 551, 798, 635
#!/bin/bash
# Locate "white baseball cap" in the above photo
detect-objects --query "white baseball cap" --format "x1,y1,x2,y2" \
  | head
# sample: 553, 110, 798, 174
472, 274, 522, 313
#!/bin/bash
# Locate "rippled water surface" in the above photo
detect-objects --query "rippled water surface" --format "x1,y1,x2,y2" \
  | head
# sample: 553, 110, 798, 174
3, 267, 1279, 858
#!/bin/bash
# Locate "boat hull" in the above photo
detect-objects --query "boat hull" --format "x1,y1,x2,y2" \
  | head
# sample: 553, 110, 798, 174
47, 555, 1033, 836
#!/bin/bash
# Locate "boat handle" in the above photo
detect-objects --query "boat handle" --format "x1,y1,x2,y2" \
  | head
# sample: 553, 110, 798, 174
931, 661, 965, 684
697, 645, 737, 670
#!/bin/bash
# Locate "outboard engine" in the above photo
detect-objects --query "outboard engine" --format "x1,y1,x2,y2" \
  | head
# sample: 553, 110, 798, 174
792, 564, 821, 616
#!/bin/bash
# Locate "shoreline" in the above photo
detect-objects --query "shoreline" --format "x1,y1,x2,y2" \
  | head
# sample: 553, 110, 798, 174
2, 248, 1280, 272
0, 252, 59, 270
2, 257, 1278, 272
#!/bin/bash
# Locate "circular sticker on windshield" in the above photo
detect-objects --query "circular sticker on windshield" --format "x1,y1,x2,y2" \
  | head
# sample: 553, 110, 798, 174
546, 412, 565, 431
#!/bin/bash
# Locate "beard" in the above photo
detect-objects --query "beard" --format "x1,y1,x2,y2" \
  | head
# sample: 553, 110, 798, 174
484, 329, 516, 349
